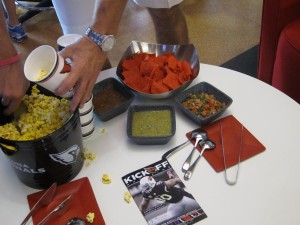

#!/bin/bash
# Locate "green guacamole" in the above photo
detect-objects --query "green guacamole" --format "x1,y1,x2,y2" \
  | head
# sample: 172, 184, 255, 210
131, 110, 172, 136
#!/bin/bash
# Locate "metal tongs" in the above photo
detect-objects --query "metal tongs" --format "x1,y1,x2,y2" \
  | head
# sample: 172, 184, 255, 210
21, 183, 57, 225
37, 194, 73, 225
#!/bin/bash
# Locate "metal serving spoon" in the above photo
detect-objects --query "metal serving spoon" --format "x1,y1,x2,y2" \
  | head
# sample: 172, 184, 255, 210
66, 218, 87, 225
162, 128, 204, 159
182, 130, 207, 172
184, 139, 216, 180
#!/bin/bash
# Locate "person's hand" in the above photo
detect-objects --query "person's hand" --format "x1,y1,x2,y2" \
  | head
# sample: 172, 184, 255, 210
0, 61, 29, 115
56, 36, 108, 112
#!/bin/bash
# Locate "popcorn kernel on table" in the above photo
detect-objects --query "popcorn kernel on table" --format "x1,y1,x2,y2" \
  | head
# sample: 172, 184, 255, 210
102, 174, 111, 184
83, 147, 96, 167
84, 152, 96, 160
86, 212, 95, 223
124, 191, 132, 203
101, 128, 106, 133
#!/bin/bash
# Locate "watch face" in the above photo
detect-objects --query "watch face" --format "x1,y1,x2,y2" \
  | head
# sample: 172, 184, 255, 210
102, 36, 116, 51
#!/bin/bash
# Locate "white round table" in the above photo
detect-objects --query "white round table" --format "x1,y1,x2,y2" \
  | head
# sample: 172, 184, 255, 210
1, 64, 300, 225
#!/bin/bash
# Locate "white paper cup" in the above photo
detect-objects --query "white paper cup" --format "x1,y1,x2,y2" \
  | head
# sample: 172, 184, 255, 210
80, 106, 94, 126
24, 45, 74, 98
81, 118, 95, 138
57, 34, 82, 51
79, 94, 93, 115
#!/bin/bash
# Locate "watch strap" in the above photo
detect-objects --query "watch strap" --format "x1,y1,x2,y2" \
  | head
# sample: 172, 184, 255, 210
85, 27, 115, 51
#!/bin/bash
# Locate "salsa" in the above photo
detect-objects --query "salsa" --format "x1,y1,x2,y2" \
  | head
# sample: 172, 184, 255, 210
131, 110, 172, 136
93, 86, 128, 112
182, 93, 226, 117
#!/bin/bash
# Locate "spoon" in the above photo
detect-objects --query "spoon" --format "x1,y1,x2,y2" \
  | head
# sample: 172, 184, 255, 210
182, 130, 207, 172
162, 128, 203, 159
184, 139, 216, 180
66, 218, 87, 225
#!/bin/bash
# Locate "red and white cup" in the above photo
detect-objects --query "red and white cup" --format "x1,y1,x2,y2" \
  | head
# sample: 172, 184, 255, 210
24, 45, 74, 98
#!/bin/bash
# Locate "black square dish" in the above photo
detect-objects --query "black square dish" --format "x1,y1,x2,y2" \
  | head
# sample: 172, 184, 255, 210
92, 78, 134, 121
127, 105, 176, 145
174, 82, 233, 125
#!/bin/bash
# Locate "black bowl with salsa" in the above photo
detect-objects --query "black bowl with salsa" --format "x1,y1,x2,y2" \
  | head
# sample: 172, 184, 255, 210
92, 78, 134, 121
174, 82, 233, 125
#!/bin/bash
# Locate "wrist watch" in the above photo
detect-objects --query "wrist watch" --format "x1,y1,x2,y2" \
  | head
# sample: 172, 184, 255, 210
85, 27, 116, 51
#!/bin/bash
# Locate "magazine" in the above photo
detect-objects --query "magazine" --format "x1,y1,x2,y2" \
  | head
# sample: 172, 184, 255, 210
122, 159, 207, 225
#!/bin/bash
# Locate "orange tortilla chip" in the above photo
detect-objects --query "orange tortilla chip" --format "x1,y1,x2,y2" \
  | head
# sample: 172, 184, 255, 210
122, 66, 140, 79
152, 55, 167, 67
167, 54, 178, 71
163, 69, 181, 89
178, 71, 186, 84
122, 59, 138, 71
140, 60, 157, 77
139, 77, 152, 93
182, 60, 192, 76
124, 75, 146, 92
151, 67, 165, 81
151, 81, 170, 94
121, 52, 192, 94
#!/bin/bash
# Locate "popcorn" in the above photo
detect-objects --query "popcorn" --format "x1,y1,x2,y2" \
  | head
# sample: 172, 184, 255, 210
102, 174, 111, 184
36, 69, 48, 81
86, 212, 95, 223
0, 85, 71, 141
124, 191, 132, 203
84, 152, 96, 160
83, 147, 96, 167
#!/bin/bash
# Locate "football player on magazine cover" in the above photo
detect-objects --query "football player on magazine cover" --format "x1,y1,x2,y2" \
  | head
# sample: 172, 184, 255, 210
139, 175, 199, 223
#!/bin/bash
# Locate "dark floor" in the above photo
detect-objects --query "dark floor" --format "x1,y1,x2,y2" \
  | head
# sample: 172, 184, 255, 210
221, 45, 259, 78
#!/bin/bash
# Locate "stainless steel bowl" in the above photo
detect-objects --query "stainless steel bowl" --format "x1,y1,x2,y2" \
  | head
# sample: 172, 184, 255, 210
116, 41, 200, 99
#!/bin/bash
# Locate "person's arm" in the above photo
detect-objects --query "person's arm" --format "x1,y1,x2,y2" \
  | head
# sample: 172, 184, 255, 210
57, 0, 128, 112
165, 177, 182, 188
139, 198, 150, 212
0, 8, 29, 115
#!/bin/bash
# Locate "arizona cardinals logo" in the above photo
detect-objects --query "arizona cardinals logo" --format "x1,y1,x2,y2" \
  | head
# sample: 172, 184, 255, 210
144, 167, 157, 174
49, 145, 80, 165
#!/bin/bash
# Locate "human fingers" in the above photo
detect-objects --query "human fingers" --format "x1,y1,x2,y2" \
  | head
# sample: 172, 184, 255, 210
58, 42, 73, 61
69, 76, 96, 112
3, 98, 21, 116
1, 96, 10, 106
69, 78, 88, 112
57, 36, 105, 111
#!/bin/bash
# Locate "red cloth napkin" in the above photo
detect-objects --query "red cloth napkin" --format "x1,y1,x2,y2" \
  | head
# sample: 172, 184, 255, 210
27, 177, 105, 225
186, 115, 266, 172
